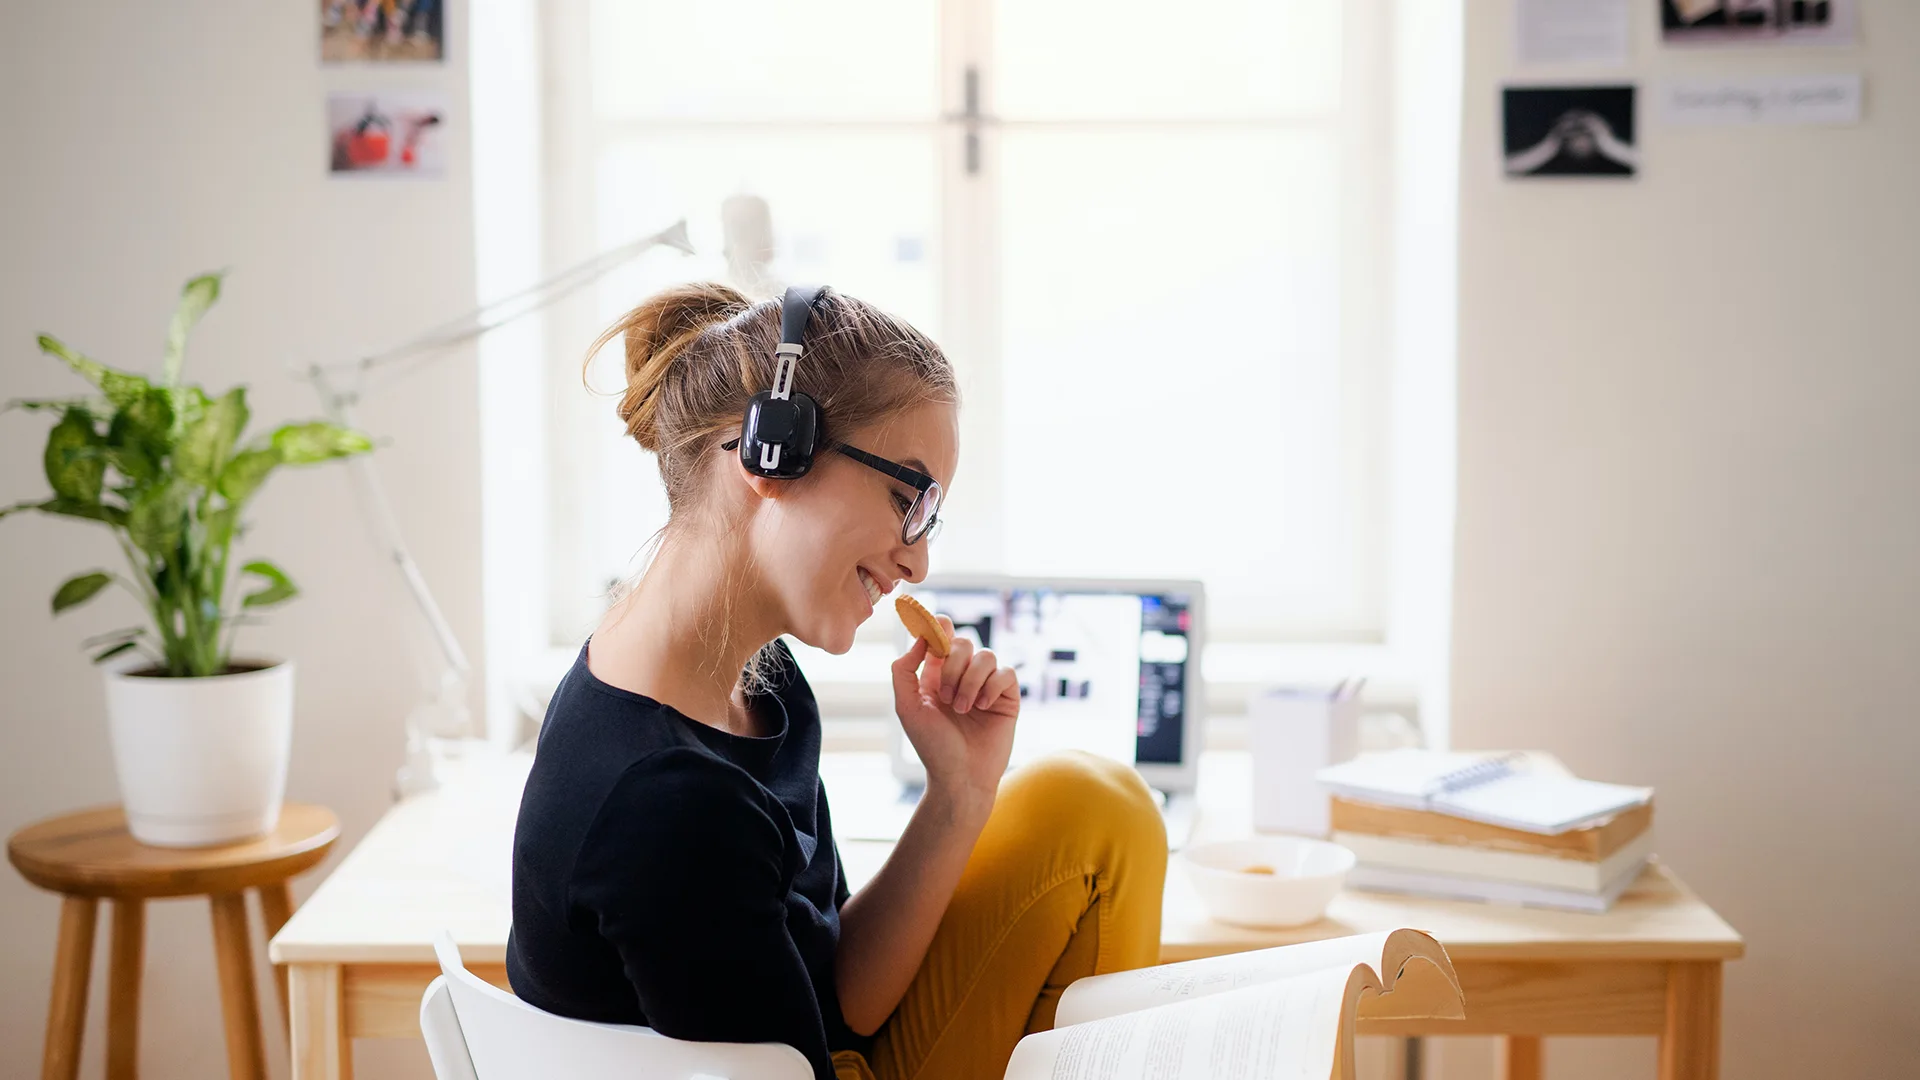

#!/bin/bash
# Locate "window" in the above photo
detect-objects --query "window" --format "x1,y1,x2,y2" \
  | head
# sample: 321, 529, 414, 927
544, 0, 1390, 632
497, 0, 1458, 735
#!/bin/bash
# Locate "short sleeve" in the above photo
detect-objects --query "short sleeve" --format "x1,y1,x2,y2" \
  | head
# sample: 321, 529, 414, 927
571, 748, 837, 1080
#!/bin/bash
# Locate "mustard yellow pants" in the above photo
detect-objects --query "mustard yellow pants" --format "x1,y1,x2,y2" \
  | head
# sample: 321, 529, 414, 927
831, 750, 1169, 1080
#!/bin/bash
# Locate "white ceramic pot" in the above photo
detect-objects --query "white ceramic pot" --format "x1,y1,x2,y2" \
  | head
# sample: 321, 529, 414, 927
103, 659, 295, 847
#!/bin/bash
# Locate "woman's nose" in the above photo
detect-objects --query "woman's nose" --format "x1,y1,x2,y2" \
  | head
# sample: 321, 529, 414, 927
895, 544, 929, 585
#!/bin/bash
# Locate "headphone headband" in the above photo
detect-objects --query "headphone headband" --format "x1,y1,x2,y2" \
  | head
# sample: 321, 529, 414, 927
780, 284, 825, 350
768, 285, 821, 403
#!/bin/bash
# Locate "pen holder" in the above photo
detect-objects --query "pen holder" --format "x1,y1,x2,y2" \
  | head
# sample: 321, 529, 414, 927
1250, 682, 1363, 836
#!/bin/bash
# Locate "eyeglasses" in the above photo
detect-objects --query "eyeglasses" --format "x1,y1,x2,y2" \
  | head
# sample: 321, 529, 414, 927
721, 438, 944, 545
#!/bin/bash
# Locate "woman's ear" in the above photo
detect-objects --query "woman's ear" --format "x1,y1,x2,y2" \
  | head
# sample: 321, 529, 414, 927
735, 458, 787, 501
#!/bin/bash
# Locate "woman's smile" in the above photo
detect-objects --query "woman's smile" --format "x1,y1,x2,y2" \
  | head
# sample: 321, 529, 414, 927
858, 566, 887, 612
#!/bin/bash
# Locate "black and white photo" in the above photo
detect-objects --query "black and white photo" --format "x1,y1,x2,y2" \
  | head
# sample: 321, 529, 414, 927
1660, 0, 1856, 47
1503, 86, 1638, 178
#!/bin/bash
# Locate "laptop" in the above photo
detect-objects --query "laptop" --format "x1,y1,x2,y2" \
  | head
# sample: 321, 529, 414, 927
830, 575, 1205, 850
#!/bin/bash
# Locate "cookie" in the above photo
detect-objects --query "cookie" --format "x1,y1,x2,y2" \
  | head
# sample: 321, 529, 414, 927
894, 594, 952, 657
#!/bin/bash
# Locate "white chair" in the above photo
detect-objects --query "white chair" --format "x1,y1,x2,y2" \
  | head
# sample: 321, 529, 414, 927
421, 930, 814, 1080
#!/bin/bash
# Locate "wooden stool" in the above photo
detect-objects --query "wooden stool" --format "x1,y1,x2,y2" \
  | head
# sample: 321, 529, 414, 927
8, 804, 339, 1080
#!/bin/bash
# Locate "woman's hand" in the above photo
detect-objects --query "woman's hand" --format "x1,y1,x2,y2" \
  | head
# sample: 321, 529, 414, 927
890, 615, 1020, 812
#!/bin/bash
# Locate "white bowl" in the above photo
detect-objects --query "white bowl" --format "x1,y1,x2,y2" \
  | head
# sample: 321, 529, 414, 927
1180, 836, 1355, 929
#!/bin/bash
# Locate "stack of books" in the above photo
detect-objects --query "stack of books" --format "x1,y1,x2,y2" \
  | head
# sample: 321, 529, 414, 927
1315, 750, 1655, 913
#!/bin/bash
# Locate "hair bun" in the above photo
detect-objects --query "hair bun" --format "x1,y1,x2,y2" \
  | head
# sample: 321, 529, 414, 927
594, 282, 752, 451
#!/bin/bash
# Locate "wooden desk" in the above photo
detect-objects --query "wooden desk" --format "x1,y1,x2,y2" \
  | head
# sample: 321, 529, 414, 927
270, 751, 1742, 1080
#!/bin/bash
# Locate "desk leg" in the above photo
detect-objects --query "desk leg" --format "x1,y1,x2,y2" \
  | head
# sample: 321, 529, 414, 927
42, 896, 97, 1080
1501, 1036, 1543, 1080
289, 963, 351, 1080
107, 900, 145, 1080
1660, 961, 1721, 1080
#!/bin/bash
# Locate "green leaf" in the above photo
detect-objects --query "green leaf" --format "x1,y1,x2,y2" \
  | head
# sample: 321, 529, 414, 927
38, 497, 128, 527
205, 503, 239, 555
127, 480, 188, 555
102, 393, 169, 484
164, 273, 223, 387
37, 334, 151, 409
52, 571, 113, 614
44, 409, 104, 502
218, 448, 279, 504
82, 626, 146, 648
90, 641, 141, 664
152, 560, 179, 600
0, 498, 46, 520
166, 384, 209, 442
240, 559, 298, 609
270, 422, 373, 465
176, 386, 248, 485
119, 387, 176, 452
102, 438, 159, 485
5, 396, 107, 418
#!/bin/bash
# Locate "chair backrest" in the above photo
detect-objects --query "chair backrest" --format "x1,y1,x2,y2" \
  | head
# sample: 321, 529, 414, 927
426, 931, 815, 1080
420, 976, 481, 1080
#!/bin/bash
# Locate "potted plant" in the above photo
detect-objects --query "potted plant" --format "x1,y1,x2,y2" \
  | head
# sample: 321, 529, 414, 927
3, 272, 371, 847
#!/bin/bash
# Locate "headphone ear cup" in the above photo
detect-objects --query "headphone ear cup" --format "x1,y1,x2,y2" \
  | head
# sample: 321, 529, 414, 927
738, 391, 821, 479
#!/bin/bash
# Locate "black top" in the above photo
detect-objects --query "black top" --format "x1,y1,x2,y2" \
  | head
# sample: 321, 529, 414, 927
506, 637, 865, 1080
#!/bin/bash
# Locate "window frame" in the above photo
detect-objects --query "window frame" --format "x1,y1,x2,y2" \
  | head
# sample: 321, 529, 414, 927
498, 0, 1458, 744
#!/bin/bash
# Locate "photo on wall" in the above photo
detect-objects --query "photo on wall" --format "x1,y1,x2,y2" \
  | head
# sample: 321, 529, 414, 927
1660, 0, 1856, 47
328, 92, 448, 177
1503, 86, 1638, 178
321, 0, 444, 63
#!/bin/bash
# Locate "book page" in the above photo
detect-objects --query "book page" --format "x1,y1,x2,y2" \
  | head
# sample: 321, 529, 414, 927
1005, 967, 1361, 1080
1054, 933, 1393, 1028
1362, 929, 1464, 1021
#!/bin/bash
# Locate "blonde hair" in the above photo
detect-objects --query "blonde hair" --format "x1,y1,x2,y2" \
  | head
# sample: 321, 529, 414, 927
587, 282, 957, 693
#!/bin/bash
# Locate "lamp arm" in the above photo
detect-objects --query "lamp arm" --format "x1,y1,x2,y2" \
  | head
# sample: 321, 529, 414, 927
303, 219, 695, 738
317, 219, 694, 403
313, 365, 473, 687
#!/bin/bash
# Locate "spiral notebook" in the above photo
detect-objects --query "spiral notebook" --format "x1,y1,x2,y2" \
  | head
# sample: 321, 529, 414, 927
1314, 750, 1653, 836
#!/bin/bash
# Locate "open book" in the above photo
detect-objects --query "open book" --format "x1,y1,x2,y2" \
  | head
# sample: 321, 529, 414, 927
1003, 930, 1462, 1080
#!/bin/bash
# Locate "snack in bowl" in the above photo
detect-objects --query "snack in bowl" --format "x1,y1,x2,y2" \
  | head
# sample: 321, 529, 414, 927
894, 594, 952, 657
1180, 836, 1356, 928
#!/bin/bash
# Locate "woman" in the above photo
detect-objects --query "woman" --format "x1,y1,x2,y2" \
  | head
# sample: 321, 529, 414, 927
506, 283, 1168, 1080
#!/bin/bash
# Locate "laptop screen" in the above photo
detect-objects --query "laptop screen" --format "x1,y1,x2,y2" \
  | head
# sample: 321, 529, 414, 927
896, 585, 1196, 773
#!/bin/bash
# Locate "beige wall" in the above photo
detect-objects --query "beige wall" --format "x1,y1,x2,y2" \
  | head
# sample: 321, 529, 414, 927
0, 4, 478, 1078
1449, 1, 1920, 1077
10, 2, 1920, 1078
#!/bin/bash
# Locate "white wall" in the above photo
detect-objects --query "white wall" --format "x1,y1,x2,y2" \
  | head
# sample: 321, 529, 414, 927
0, 4, 479, 1078
1449, 1, 1920, 1078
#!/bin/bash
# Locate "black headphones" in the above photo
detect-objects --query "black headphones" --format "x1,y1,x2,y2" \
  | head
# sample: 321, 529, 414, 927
732, 284, 826, 479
